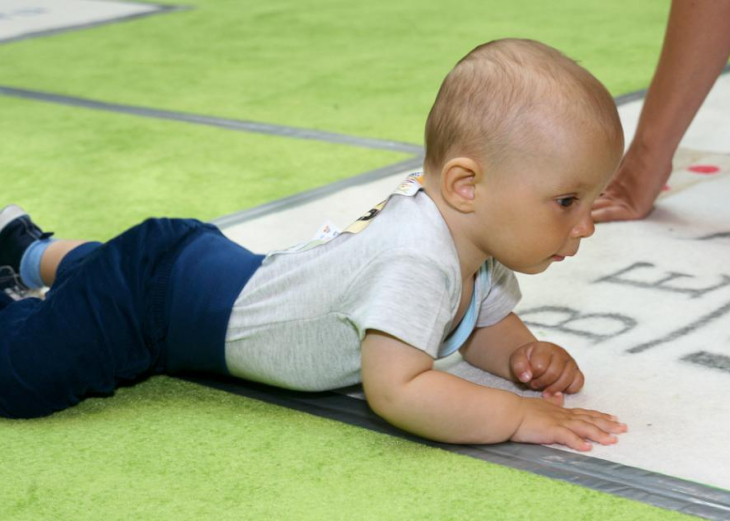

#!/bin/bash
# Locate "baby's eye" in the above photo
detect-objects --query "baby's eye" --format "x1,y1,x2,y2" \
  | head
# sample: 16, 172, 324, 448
556, 197, 577, 208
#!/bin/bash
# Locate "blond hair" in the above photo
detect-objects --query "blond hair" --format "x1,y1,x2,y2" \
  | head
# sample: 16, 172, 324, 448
424, 39, 623, 173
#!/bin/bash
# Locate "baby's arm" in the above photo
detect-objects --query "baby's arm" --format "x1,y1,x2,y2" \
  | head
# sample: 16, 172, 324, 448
361, 330, 626, 450
460, 313, 583, 396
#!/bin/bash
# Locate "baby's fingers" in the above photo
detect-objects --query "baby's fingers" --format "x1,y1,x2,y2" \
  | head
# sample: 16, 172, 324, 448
565, 370, 585, 394
566, 419, 621, 448
551, 409, 628, 451
571, 407, 625, 425
572, 411, 628, 435
511, 348, 533, 384
537, 361, 581, 394
527, 349, 553, 380
553, 427, 593, 452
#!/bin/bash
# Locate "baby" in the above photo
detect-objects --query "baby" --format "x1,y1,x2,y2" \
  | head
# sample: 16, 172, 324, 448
0, 39, 626, 451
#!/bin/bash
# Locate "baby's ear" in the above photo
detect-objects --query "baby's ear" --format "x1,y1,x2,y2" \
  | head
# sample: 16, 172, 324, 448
440, 157, 482, 212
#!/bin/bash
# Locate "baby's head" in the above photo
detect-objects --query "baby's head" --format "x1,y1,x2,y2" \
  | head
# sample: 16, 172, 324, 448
423, 39, 624, 274
425, 38, 623, 176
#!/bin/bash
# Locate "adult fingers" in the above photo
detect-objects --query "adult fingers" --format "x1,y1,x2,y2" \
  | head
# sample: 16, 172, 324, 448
591, 195, 618, 211
591, 204, 645, 223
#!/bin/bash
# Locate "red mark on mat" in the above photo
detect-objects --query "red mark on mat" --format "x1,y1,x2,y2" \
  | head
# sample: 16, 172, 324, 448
662, 184, 671, 191
688, 165, 720, 174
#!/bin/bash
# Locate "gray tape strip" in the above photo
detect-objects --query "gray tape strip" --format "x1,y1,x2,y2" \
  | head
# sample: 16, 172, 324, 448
183, 375, 730, 520
0, 2, 187, 46
0, 85, 422, 154
210, 154, 424, 228
614, 89, 648, 106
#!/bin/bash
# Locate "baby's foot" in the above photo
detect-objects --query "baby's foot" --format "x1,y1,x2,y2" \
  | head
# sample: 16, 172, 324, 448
0, 205, 53, 300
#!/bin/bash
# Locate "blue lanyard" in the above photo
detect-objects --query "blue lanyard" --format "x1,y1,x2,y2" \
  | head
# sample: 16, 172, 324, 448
438, 262, 490, 358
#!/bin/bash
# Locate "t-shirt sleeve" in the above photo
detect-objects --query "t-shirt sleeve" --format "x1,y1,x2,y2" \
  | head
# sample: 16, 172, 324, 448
476, 259, 522, 328
346, 249, 458, 358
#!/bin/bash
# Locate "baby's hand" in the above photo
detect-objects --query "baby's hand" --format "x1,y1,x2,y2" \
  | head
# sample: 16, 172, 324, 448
510, 341, 584, 395
511, 395, 627, 451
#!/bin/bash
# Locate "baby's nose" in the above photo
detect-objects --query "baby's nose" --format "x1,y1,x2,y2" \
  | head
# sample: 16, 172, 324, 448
572, 214, 595, 239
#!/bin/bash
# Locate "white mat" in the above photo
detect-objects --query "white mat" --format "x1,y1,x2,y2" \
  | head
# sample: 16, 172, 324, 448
0, 0, 160, 42
223, 77, 730, 491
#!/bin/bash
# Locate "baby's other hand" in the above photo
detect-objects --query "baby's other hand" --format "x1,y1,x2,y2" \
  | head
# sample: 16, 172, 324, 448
510, 341, 584, 395
511, 396, 627, 452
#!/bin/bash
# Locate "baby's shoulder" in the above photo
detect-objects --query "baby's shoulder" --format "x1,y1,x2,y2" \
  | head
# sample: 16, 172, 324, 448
367, 192, 454, 250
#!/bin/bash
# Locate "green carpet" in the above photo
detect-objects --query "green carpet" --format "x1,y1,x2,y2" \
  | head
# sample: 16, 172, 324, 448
0, 95, 405, 241
0, 377, 695, 521
0, 0, 700, 518
0, 0, 668, 145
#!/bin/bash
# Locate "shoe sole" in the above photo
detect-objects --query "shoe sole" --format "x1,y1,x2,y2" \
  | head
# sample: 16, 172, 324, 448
0, 205, 27, 233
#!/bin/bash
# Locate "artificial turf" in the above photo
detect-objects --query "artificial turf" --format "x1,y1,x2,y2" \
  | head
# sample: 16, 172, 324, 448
0, 0, 669, 145
0, 0, 701, 518
0, 95, 406, 240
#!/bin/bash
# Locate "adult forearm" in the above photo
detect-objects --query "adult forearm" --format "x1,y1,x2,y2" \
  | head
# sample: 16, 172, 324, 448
634, 0, 730, 154
367, 369, 523, 444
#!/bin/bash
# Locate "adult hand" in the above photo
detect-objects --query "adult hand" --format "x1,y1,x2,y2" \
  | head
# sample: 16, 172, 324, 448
591, 148, 673, 222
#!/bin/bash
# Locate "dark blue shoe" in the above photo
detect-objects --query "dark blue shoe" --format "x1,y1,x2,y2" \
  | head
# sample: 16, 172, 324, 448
0, 205, 53, 300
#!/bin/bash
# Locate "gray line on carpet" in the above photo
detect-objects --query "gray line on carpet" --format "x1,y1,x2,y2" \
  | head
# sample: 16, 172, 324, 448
0, 2, 187, 45
682, 350, 730, 373
0, 85, 422, 154
613, 89, 648, 106
628, 299, 730, 354
596, 261, 730, 299
210, 154, 424, 227
521, 305, 637, 343
183, 374, 730, 521
698, 231, 730, 241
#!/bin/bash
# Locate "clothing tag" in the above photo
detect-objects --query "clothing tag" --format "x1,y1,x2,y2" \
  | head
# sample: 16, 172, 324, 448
392, 171, 425, 196
264, 172, 425, 261
311, 220, 342, 241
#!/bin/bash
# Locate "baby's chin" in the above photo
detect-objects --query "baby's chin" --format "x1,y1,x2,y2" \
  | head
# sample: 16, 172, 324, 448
510, 260, 554, 275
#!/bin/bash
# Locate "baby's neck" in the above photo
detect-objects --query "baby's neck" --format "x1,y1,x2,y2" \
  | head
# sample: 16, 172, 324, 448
423, 183, 489, 283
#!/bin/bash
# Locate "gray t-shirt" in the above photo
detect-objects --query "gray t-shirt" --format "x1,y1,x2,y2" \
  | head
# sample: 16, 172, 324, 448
225, 188, 521, 391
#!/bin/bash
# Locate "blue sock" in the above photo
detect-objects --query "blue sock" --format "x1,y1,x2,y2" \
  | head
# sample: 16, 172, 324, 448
19, 238, 57, 289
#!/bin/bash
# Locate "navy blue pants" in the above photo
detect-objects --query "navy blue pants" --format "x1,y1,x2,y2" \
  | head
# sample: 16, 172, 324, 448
0, 218, 263, 419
